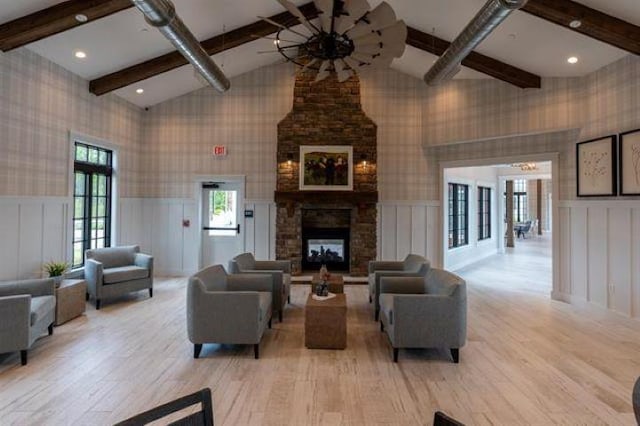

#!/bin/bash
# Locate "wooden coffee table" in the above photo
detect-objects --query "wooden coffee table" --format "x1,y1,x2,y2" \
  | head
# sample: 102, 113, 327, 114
310, 274, 344, 294
305, 293, 347, 349
55, 279, 87, 325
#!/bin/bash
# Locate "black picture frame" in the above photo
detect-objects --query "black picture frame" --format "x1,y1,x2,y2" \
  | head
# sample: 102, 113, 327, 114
619, 128, 640, 196
576, 135, 617, 197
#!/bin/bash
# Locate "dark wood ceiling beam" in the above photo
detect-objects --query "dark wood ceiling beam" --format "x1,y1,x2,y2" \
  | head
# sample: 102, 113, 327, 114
522, 0, 640, 56
0, 0, 133, 52
90, 2, 320, 96
406, 27, 542, 89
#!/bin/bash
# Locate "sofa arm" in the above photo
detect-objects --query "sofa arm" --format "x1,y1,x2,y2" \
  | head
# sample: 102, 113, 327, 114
0, 295, 31, 352
84, 259, 103, 297
380, 276, 425, 295
0, 278, 54, 297
227, 273, 273, 293
368, 261, 403, 274
134, 253, 154, 275
254, 260, 291, 273
393, 294, 466, 347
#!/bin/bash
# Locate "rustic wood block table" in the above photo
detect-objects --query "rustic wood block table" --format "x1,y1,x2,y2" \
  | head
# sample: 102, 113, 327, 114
310, 274, 344, 294
55, 279, 87, 326
305, 293, 347, 349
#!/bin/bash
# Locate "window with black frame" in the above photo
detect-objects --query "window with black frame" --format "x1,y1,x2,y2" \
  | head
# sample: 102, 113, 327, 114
478, 186, 491, 240
448, 183, 468, 249
72, 142, 113, 268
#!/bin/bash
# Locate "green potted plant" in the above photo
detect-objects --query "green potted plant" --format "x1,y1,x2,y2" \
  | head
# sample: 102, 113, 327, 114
43, 261, 68, 287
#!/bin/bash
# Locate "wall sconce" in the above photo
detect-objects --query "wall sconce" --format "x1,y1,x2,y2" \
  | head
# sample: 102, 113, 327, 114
287, 153, 293, 166
360, 153, 368, 168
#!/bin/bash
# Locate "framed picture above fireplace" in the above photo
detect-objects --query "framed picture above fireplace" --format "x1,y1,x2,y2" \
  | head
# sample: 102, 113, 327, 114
300, 145, 353, 191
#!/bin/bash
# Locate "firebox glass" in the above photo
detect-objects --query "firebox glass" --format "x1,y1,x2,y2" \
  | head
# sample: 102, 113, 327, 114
307, 239, 344, 262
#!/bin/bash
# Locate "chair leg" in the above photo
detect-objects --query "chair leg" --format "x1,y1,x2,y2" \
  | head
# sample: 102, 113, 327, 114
194, 344, 202, 359
380, 321, 384, 332
96, 299, 101, 310
450, 348, 459, 364
287, 295, 291, 304
374, 308, 379, 322
268, 318, 272, 329
20, 350, 28, 366
254, 343, 260, 359
85, 292, 89, 301
48, 323, 53, 335
279, 310, 283, 322
369, 295, 372, 303
393, 348, 399, 363
149, 288, 153, 298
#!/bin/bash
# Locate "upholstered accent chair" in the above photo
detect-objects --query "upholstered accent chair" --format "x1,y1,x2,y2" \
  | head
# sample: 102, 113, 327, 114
85, 245, 153, 309
228, 253, 291, 322
378, 268, 466, 363
0, 278, 56, 365
368, 254, 430, 320
187, 265, 273, 359
633, 376, 640, 424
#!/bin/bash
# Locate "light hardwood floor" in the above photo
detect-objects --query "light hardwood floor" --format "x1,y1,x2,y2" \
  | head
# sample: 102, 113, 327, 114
0, 242, 638, 425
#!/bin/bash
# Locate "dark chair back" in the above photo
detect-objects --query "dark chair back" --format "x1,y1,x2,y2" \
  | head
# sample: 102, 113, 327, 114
433, 411, 465, 426
114, 388, 213, 426
633, 376, 640, 424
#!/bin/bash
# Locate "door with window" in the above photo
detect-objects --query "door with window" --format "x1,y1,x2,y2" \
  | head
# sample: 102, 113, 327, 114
200, 181, 244, 268
72, 143, 113, 268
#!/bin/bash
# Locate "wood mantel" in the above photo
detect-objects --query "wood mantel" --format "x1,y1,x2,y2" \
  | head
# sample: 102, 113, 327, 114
274, 191, 378, 205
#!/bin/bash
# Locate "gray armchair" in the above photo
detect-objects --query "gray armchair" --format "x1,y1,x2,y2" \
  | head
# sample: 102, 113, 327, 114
0, 278, 56, 365
229, 253, 291, 322
634, 376, 640, 424
368, 254, 430, 321
85, 245, 153, 309
187, 265, 272, 359
379, 268, 466, 363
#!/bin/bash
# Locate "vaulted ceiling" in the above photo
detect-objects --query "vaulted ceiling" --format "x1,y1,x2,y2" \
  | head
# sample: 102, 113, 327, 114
1, 0, 638, 107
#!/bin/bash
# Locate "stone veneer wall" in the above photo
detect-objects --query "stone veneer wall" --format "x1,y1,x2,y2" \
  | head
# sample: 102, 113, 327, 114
276, 70, 378, 275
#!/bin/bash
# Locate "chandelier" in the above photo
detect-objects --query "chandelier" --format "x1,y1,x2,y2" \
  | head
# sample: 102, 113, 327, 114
511, 162, 538, 171
264, 0, 407, 82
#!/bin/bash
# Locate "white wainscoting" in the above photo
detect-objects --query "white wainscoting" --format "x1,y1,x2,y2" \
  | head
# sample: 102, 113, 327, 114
0, 197, 69, 281
555, 200, 640, 319
118, 198, 277, 276
377, 201, 441, 267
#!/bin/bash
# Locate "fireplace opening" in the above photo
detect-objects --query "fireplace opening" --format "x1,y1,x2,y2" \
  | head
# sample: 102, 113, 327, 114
302, 227, 350, 272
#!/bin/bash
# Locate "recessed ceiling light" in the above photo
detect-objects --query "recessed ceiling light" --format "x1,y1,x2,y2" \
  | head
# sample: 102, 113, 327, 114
136, 88, 144, 94
74, 50, 87, 59
569, 20, 582, 28
75, 14, 88, 23
567, 56, 579, 64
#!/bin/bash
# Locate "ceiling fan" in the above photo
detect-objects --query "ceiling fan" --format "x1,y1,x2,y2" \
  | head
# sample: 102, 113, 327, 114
261, 0, 407, 82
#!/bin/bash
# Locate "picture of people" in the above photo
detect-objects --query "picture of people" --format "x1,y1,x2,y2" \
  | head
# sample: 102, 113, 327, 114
300, 146, 353, 190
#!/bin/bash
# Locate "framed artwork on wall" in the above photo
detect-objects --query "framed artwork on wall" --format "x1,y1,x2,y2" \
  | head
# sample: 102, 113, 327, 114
619, 129, 640, 196
576, 135, 617, 197
300, 145, 353, 191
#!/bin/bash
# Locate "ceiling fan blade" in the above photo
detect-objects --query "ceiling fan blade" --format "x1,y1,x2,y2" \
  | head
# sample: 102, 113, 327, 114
334, 0, 371, 34
345, 2, 396, 39
276, 0, 320, 34
352, 20, 406, 57
334, 59, 354, 82
314, 60, 332, 82
258, 16, 310, 39
314, 0, 334, 32
300, 58, 319, 73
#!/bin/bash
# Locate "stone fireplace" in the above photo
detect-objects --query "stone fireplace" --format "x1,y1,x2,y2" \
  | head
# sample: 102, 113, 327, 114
275, 70, 377, 275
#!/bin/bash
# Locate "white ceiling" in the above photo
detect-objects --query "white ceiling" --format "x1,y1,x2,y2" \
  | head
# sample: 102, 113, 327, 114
2, 0, 638, 107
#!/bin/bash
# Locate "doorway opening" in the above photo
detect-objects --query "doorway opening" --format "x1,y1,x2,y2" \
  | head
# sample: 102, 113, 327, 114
441, 156, 557, 295
196, 177, 245, 270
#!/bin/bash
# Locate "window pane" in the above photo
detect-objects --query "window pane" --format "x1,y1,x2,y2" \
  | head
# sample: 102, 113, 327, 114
98, 175, 106, 196
98, 150, 107, 165
73, 242, 83, 266
88, 148, 99, 164
74, 197, 84, 218
75, 145, 87, 162
209, 190, 237, 236
97, 197, 106, 217
75, 173, 85, 195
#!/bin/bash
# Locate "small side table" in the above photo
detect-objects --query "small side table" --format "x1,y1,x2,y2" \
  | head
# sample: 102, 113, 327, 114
55, 279, 87, 326
305, 293, 347, 349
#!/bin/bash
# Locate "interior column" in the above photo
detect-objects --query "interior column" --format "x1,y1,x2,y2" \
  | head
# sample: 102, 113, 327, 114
537, 179, 543, 235
506, 180, 514, 248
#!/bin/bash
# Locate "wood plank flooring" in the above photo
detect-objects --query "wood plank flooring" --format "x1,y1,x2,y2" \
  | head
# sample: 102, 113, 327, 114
0, 240, 638, 425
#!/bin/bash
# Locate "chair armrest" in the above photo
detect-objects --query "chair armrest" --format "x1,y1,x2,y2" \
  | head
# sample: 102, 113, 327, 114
227, 273, 273, 293
84, 259, 104, 297
368, 261, 404, 274
254, 260, 291, 273
0, 278, 54, 297
240, 269, 283, 285
380, 276, 425, 294
134, 253, 154, 273
0, 295, 31, 350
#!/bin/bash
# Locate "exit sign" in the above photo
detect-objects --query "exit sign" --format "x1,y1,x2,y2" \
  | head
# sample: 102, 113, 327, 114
213, 145, 227, 157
